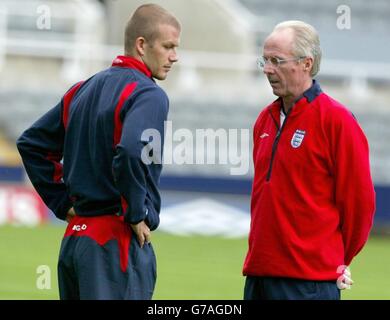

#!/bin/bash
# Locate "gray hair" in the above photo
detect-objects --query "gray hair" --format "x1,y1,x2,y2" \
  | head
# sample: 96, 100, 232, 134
274, 20, 322, 77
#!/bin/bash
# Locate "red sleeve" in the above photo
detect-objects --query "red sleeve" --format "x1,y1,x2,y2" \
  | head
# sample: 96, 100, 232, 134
329, 106, 376, 265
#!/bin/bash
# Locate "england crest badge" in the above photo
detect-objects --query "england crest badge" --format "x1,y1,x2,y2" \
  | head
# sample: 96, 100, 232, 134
291, 129, 306, 148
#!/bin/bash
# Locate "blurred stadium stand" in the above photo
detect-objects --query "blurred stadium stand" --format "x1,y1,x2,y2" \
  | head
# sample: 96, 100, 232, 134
0, 0, 389, 228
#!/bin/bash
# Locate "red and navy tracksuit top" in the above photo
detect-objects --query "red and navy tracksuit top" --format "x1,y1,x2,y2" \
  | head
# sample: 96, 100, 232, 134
17, 56, 168, 230
243, 80, 376, 280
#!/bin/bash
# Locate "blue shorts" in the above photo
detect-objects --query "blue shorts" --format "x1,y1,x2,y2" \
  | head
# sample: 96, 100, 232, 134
58, 215, 156, 300
244, 276, 340, 300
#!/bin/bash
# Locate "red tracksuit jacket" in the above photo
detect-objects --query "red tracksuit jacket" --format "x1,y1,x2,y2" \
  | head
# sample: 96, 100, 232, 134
243, 81, 376, 280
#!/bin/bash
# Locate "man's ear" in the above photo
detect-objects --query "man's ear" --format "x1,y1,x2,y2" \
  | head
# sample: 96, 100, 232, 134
303, 57, 313, 72
135, 36, 146, 56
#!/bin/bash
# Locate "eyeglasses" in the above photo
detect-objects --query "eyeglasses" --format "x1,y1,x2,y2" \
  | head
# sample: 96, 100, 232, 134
257, 56, 306, 69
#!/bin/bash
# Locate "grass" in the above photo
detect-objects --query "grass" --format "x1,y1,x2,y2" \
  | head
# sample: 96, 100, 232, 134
0, 225, 389, 300
0, 225, 62, 299
342, 236, 390, 300
153, 232, 247, 299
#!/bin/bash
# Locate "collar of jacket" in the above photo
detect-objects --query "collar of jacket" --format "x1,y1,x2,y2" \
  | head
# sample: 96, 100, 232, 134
269, 79, 323, 121
112, 55, 152, 78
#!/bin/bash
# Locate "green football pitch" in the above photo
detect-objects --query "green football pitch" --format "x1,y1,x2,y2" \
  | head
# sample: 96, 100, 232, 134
0, 225, 389, 300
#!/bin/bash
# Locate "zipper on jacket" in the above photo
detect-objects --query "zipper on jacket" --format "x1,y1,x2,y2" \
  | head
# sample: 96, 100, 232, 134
266, 107, 291, 181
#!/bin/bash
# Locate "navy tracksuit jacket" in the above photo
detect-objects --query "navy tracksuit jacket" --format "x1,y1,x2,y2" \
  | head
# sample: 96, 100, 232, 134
17, 55, 168, 228
16, 55, 168, 299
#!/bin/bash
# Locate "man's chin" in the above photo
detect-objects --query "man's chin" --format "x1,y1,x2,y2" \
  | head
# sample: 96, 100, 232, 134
272, 88, 281, 96
152, 71, 169, 81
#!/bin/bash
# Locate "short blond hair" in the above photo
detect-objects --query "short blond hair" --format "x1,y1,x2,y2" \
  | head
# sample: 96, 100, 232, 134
274, 20, 322, 77
124, 4, 181, 55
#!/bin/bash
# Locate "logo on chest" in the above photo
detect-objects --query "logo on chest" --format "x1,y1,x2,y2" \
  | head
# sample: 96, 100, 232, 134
291, 129, 306, 148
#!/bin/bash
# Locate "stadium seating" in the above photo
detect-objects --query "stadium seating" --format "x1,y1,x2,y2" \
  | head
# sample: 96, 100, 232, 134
0, 0, 389, 185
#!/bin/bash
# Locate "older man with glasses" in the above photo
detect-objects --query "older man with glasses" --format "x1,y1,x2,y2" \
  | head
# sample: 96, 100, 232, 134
242, 20, 376, 300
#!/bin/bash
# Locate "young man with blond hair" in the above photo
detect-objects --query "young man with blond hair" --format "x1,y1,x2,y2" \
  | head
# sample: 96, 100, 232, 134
17, 4, 180, 300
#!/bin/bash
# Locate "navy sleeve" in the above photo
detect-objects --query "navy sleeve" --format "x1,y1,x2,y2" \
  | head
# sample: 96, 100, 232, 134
16, 101, 72, 220
112, 86, 168, 227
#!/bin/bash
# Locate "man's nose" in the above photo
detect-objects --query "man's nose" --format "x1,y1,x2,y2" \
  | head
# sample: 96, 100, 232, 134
170, 50, 178, 63
263, 63, 274, 75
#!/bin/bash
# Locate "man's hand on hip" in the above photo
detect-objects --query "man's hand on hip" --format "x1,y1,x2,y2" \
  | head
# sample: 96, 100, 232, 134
131, 221, 151, 248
